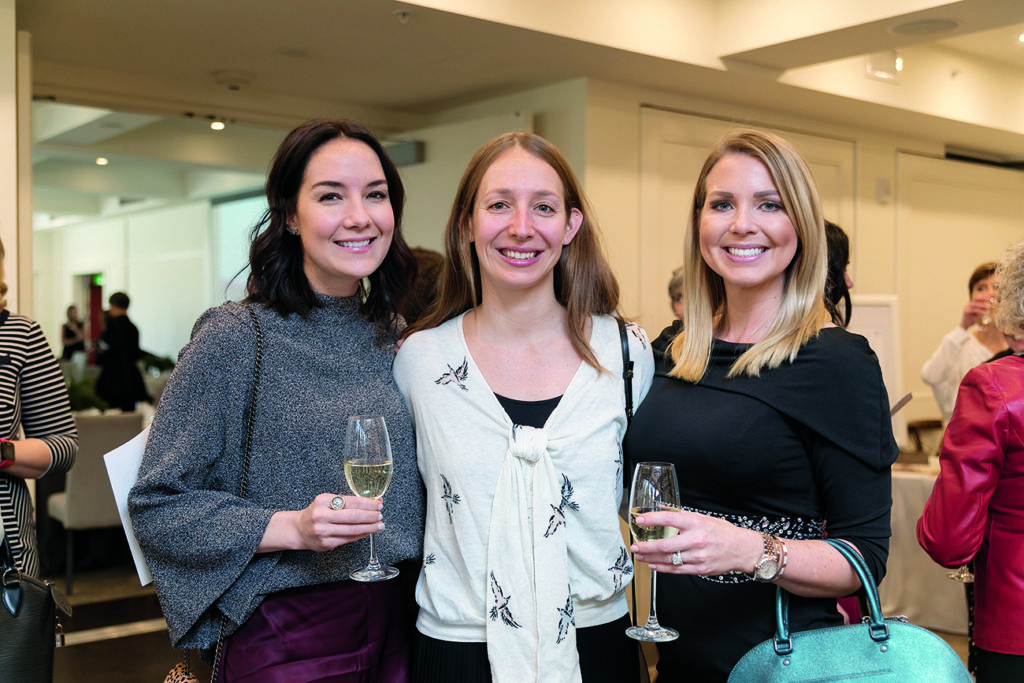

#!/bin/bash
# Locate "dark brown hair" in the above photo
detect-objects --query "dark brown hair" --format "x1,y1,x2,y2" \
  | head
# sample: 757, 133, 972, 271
968, 262, 997, 296
244, 119, 416, 332
824, 220, 851, 327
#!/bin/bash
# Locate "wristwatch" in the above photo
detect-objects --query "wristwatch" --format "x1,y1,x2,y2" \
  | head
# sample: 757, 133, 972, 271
0, 439, 15, 470
753, 532, 782, 582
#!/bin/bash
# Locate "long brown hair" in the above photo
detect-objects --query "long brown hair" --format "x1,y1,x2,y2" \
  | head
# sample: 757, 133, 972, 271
668, 129, 829, 381
406, 132, 619, 371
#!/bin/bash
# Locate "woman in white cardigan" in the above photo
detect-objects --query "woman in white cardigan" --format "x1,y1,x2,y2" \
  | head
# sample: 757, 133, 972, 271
394, 132, 653, 683
921, 261, 1008, 421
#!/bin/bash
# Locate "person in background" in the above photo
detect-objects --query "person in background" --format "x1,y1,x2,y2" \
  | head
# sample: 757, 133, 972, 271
129, 119, 424, 682
667, 266, 685, 320
95, 291, 151, 411
0, 238, 78, 577
395, 132, 653, 683
824, 220, 853, 328
60, 304, 86, 361
407, 246, 444, 323
624, 129, 897, 681
921, 262, 1008, 422
917, 239, 1024, 683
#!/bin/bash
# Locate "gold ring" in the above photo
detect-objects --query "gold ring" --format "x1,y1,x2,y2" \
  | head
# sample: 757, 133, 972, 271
330, 495, 346, 510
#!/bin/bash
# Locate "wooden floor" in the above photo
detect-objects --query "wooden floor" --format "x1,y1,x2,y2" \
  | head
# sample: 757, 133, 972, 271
45, 563, 212, 683
48, 561, 972, 683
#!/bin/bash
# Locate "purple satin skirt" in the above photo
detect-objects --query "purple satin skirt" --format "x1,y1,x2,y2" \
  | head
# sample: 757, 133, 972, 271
217, 564, 417, 683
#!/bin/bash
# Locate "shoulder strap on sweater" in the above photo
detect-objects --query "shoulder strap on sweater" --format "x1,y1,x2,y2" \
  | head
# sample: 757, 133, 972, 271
617, 317, 634, 423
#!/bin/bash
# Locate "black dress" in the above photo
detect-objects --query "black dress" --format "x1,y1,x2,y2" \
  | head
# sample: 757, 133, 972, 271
95, 315, 150, 411
623, 324, 898, 681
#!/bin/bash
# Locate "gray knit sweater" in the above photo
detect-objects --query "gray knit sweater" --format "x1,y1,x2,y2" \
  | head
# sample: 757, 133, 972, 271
128, 296, 424, 652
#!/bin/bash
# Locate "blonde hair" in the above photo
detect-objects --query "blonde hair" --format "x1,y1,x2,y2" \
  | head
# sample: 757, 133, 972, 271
994, 240, 1024, 341
406, 132, 620, 371
668, 129, 829, 381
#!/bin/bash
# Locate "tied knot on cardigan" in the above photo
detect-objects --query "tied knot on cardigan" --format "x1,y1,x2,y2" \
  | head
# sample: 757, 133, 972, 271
508, 425, 548, 463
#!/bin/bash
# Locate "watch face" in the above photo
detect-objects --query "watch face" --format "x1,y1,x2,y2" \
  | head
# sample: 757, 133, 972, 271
756, 558, 779, 580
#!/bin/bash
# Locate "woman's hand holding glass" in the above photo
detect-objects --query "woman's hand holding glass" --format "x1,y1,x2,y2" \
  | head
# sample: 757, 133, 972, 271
298, 493, 384, 552
631, 508, 762, 577
257, 493, 384, 554
962, 294, 995, 329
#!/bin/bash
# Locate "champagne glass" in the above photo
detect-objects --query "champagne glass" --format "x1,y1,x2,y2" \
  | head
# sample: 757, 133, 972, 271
626, 462, 681, 642
344, 415, 399, 582
979, 296, 994, 327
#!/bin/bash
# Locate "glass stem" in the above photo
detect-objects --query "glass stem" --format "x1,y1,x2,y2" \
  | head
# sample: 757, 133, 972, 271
366, 532, 382, 571
645, 569, 662, 630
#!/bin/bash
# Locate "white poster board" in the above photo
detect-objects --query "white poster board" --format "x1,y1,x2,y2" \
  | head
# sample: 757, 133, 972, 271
848, 294, 909, 448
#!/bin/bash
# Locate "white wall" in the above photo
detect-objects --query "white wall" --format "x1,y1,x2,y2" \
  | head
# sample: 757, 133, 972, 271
35, 201, 212, 359
897, 154, 1024, 422
125, 201, 211, 358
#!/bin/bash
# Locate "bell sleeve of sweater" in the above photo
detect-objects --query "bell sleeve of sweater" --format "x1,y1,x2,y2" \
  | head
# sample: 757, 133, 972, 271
128, 304, 278, 650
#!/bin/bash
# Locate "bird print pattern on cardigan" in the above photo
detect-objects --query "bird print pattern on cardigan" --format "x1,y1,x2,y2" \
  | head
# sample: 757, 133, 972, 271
489, 571, 522, 629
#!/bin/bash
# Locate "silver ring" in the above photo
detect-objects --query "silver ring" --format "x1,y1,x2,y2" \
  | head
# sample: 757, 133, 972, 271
671, 551, 683, 566
330, 495, 346, 510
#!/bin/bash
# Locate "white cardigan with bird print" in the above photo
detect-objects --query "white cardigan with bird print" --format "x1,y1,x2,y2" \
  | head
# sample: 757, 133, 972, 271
394, 313, 653, 683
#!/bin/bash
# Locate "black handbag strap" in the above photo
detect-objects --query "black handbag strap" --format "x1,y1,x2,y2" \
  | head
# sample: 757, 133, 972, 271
617, 317, 634, 423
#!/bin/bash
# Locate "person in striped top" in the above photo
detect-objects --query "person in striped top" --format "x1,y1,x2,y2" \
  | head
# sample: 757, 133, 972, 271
0, 238, 78, 577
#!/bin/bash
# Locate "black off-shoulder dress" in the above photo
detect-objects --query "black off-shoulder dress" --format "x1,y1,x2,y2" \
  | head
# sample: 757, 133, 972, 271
623, 324, 898, 681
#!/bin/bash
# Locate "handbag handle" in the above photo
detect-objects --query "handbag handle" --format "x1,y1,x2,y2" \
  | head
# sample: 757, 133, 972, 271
773, 539, 888, 655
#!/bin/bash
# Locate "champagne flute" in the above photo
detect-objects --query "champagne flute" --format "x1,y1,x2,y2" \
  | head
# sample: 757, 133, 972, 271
626, 462, 681, 642
979, 295, 994, 327
344, 415, 399, 582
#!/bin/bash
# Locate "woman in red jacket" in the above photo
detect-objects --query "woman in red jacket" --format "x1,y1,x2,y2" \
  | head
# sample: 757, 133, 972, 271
917, 239, 1024, 683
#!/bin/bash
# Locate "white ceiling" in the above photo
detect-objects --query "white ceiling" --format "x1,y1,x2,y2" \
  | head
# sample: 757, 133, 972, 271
16, 0, 1024, 225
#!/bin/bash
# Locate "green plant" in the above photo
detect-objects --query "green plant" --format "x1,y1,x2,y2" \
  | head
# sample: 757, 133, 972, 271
140, 351, 176, 374
65, 377, 108, 412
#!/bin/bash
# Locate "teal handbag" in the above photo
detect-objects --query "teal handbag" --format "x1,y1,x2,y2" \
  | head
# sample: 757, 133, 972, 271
728, 539, 972, 682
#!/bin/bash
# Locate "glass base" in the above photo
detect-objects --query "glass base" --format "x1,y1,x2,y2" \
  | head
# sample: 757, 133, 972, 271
350, 564, 400, 582
626, 624, 678, 642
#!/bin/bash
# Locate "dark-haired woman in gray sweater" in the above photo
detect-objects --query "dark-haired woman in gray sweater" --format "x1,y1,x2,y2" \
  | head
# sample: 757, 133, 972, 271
129, 119, 424, 682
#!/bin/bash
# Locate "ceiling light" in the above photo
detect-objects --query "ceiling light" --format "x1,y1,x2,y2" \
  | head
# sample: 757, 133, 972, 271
1018, 33, 1024, 43
866, 50, 902, 82
95, 157, 109, 166
210, 119, 226, 131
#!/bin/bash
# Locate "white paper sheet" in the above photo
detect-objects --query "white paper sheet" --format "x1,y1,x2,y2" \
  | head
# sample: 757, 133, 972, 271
103, 425, 153, 585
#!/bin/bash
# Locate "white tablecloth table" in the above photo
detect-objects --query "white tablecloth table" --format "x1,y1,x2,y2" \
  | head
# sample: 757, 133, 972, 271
878, 468, 968, 635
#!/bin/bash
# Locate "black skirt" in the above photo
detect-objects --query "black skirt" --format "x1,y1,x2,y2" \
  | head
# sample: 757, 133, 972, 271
413, 612, 640, 683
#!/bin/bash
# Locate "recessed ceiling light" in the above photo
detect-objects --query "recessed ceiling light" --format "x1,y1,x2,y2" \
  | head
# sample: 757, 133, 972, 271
866, 50, 902, 82
889, 18, 960, 36
1018, 32, 1024, 43
95, 157, 109, 166
210, 120, 225, 131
